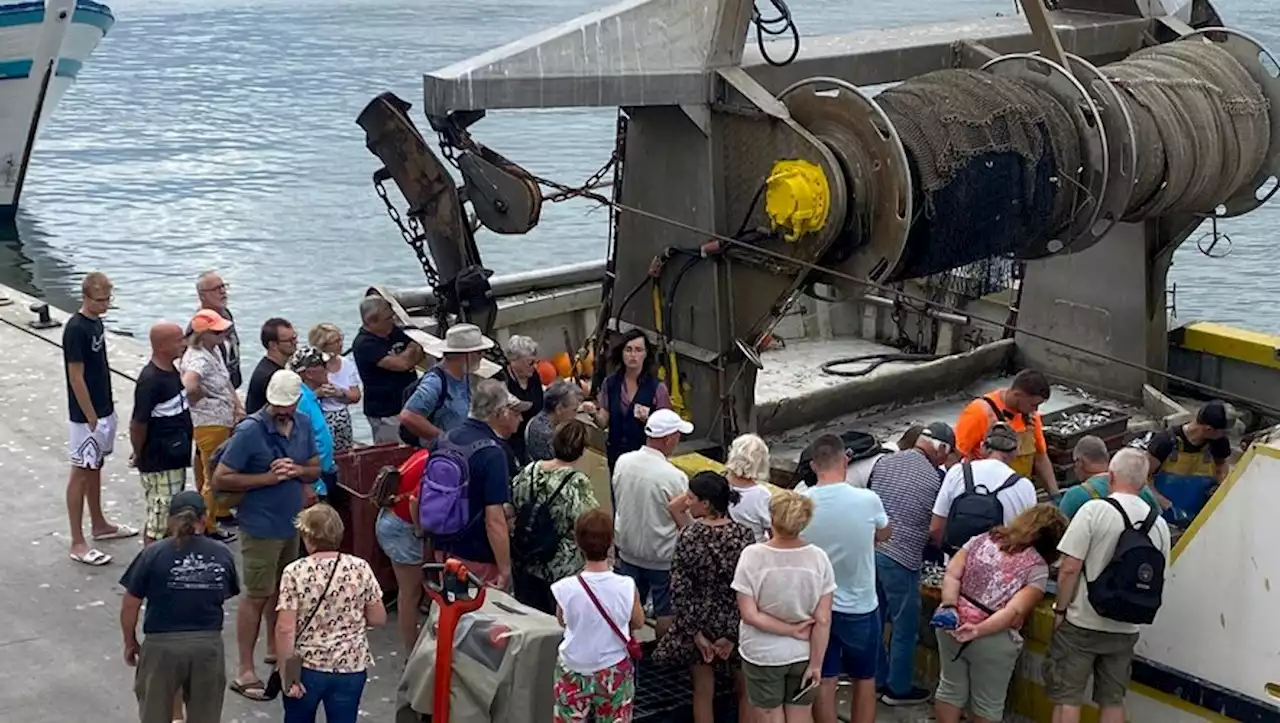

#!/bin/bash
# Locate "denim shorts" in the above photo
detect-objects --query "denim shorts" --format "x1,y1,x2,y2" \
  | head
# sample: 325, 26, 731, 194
615, 559, 672, 617
375, 509, 424, 566
821, 608, 882, 681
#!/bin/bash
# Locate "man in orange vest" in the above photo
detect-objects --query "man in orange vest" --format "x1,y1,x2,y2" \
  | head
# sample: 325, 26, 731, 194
953, 369, 1061, 497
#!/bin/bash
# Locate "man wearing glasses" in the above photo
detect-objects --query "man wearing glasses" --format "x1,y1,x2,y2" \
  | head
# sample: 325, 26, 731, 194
195, 271, 243, 389
65, 271, 138, 566
245, 318, 299, 415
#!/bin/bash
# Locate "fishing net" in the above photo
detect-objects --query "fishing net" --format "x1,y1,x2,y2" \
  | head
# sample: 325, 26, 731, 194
866, 39, 1269, 283
878, 69, 1080, 280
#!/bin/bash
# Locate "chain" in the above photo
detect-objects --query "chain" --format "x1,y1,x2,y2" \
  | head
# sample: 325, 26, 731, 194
373, 176, 440, 288
538, 154, 619, 204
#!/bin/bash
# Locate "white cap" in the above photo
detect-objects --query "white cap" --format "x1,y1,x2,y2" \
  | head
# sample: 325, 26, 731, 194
645, 409, 694, 438
266, 369, 303, 406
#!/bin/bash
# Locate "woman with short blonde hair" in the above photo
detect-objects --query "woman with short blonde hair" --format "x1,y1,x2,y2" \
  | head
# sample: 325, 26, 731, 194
307, 323, 361, 452
733, 490, 834, 723
275, 505, 387, 722
725, 434, 774, 542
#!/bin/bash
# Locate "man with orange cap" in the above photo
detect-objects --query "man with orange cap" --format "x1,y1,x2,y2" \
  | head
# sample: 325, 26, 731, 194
952, 369, 1060, 497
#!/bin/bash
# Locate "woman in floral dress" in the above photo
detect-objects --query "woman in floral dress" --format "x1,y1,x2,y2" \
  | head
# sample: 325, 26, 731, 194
510, 419, 599, 613
658, 471, 756, 723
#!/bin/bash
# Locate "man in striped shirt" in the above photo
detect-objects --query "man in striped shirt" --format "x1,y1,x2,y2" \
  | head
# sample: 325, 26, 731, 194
868, 421, 955, 706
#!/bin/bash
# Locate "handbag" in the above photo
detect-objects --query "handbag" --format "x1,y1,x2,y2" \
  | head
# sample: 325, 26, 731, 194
263, 554, 342, 700
577, 574, 643, 661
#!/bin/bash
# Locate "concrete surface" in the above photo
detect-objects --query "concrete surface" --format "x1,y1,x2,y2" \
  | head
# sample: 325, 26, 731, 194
0, 289, 404, 722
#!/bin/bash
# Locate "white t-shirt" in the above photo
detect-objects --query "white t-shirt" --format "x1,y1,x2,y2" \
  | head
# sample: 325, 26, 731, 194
551, 570, 636, 674
933, 458, 1038, 525
729, 484, 773, 542
1058, 492, 1171, 635
731, 543, 836, 666
611, 446, 689, 570
321, 357, 362, 413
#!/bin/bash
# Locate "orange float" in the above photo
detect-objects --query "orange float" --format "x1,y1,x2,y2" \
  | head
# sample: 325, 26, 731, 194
536, 359, 558, 386
551, 351, 573, 379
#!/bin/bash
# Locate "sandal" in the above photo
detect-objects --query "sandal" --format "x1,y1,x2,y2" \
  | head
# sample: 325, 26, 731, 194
92, 524, 139, 541
228, 679, 270, 702
70, 549, 112, 566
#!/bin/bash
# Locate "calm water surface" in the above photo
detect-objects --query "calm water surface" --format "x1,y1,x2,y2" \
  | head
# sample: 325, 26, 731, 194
3, 0, 1277, 338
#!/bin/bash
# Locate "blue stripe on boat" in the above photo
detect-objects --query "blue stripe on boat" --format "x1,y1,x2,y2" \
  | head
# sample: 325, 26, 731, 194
0, 1, 114, 33
0, 57, 82, 80
0, 59, 35, 79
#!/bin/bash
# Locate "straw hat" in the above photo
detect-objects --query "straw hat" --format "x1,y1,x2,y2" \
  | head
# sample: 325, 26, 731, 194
433, 323, 495, 355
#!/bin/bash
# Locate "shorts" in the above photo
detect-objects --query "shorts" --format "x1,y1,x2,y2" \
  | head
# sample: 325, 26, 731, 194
935, 627, 1022, 721
69, 412, 117, 469
240, 532, 300, 598
1044, 621, 1139, 707
376, 509, 424, 566
366, 415, 401, 445
615, 560, 672, 617
821, 608, 881, 681
139, 469, 187, 539
554, 658, 635, 723
134, 631, 225, 723
742, 660, 816, 709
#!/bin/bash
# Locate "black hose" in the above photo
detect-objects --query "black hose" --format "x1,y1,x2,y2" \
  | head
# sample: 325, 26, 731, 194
820, 353, 941, 378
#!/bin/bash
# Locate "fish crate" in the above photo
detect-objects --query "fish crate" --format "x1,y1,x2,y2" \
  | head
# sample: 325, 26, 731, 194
1041, 403, 1131, 451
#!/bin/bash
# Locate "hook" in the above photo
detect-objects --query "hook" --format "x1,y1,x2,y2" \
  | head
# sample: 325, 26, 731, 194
1195, 217, 1232, 259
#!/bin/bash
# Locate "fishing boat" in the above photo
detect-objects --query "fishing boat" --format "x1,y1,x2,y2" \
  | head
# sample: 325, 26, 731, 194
359, 0, 1280, 719
0, 0, 114, 218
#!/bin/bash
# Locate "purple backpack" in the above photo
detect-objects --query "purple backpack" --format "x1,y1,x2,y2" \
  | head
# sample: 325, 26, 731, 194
418, 436, 498, 538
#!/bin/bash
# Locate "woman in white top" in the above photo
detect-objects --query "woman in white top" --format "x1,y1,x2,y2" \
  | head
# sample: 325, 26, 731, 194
725, 433, 774, 542
732, 491, 835, 723
308, 323, 361, 453
550, 508, 645, 723
181, 309, 243, 542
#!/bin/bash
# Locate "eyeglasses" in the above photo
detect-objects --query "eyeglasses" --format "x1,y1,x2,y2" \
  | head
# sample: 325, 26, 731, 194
201, 283, 230, 294
277, 335, 298, 345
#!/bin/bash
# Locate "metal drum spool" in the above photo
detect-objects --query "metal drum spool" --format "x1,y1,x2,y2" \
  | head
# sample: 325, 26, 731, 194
1185, 27, 1280, 217
777, 77, 913, 286
981, 54, 1109, 258
1061, 53, 1137, 255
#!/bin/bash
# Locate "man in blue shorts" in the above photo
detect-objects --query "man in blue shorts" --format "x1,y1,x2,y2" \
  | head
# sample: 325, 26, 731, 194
802, 434, 892, 723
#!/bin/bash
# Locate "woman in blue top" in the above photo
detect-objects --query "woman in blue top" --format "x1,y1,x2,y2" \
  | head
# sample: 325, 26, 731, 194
592, 329, 671, 472
290, 346, 338, 499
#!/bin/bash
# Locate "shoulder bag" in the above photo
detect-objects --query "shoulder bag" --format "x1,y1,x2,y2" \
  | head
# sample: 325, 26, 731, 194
577, 574, 643, 661
265, 554, 343, 699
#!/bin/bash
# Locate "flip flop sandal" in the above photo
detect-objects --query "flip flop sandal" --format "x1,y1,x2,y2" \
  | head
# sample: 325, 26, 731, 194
229, 679, 271, 702
264, 655, 277, 665
92, 524, 139, 541
70, 549, 112, 566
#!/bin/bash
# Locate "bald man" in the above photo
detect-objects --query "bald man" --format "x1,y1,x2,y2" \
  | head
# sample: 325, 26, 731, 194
65, 272, 136, 565
130, 322, 195, 544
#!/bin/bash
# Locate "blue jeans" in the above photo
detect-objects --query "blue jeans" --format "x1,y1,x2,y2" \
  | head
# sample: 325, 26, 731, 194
282, 668, 367, 723
875, 552, 922, 694
615, 559, 673, 617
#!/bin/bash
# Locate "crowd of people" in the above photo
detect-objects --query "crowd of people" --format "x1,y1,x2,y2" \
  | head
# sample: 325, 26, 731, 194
60, 271, 1205, 723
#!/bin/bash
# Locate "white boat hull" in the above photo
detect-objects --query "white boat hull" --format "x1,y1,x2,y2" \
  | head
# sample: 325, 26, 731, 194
0, 0, 113, 215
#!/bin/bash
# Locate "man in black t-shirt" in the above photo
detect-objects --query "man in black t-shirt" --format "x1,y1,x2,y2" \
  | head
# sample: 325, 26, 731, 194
1145, 400, 1232, 523
130, 322, 195, 544
64, 272, 137, 566
244, 318, 297, 414
352, 296, 424, 444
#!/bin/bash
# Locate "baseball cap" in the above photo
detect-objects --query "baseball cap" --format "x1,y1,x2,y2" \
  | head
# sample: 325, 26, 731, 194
168, 489, 207, 516
645, 409, 694, 438
919, 421, 956, 449
1196, 400, 1229, 430
502, 389, 533, 413
266, 369, 304, 406
289, 345, 331, 372
190, 308, 232, 334
985, 422, 1020, 453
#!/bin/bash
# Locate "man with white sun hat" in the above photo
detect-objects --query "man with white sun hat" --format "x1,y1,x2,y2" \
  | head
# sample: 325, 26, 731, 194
399, 323, 496, 447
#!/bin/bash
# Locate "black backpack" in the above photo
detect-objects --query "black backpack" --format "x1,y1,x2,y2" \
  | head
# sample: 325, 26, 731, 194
511, 464, 577, 568
399, 366, 450, 447
941, 461, 1022, 553
1086, 497, 1166, 624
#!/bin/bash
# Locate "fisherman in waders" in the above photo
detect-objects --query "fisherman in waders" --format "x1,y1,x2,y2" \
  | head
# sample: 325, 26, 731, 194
953, 369, 1061, 498
1144, 400, 1232, 524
